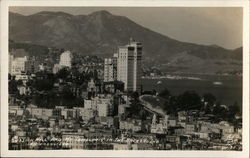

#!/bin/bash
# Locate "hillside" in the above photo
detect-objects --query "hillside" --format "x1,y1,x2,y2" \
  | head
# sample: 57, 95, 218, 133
9, 10, 242, 74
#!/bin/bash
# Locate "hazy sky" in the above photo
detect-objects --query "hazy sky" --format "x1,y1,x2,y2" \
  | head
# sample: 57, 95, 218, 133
10, 7, 243, 49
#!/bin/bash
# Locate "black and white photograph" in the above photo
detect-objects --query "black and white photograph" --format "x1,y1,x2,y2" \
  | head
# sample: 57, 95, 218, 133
1, 0, 249, 157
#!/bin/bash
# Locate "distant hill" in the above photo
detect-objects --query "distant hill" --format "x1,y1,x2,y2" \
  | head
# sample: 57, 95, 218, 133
9, 10, 242, 74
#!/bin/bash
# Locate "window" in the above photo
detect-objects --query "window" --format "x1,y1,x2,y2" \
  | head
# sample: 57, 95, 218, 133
128, 47, 135, 51
137, 47, 142, 51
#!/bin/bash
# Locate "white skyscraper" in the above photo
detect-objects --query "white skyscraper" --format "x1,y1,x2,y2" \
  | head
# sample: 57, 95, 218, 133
59, 51, 72, 68
117, 38, 142, 92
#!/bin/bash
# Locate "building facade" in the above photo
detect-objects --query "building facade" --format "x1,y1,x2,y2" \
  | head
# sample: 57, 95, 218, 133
59, 51, 72, 68
10, 55, 28, 75
104, 58, 114, 82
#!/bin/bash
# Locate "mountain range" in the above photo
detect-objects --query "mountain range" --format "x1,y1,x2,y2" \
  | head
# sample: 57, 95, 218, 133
9, 10, 242, 74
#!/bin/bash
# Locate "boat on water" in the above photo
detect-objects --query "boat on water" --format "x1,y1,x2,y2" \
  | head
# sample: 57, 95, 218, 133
157, 81, 162, 84
213, 81, 223, 85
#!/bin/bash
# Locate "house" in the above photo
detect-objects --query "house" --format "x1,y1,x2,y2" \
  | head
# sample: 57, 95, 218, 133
185, 123, 196, 134
119, 119, 142, 132
165, 135, 181, 144
193, 132, 210, 140
17, 85, 30, 95
31, 108, 53, 120
96, 116, 114, 128
168, 116, 177, 127
151, 114, 169, 134
178, 111, 187, 122
61, 109, 77, 119
168, 126, 185, 136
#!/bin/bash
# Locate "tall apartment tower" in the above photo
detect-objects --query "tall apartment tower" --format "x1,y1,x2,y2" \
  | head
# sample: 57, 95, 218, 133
117, 38, 142, 92
104, 53, 118, 82
112, 53, 118, 81
104, 58, 114, 82
59, 51, 72, 68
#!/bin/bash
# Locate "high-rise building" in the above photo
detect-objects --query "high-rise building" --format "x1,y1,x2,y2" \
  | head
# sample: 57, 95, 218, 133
113, 53, 118, 81
117, 38, 142, 92
104, 58, 114, 82
59, 51, 72, 68
104, 53, 118, 82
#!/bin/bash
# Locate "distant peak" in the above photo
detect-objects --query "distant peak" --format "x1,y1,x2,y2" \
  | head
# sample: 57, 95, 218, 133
209, 44, 220, 48
9, 12, 24, 17
89, 10, 112, 16
33, 11, 73, 17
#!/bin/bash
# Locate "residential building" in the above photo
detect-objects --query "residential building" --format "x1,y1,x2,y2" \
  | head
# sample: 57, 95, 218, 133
113, 53, 118, 81
53, 64, 61, 74
31, 108, 53, 120
104, 58, 114, 82
84, 99, 93, 109
61, 109, 77, 119
10, 56, 28, 75
119, 119, 142, 132
151, 114, 169, 134
25, 57, 39, 74
97, 101, 111, 117
185, 123, 196, 134
80, 108, 95, 121
59, 51, 72, 68
17, 85, 30, 95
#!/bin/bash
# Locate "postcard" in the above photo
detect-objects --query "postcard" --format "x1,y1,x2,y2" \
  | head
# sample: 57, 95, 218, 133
1, 0, 249, 157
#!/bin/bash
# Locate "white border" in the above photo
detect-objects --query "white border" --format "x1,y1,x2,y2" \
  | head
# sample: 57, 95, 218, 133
1, 0, 249, 157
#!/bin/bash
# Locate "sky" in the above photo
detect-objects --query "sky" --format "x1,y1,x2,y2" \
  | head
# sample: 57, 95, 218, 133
9, 7, 243, 49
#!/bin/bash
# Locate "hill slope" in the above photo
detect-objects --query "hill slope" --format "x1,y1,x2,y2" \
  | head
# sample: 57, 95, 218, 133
9, 10, 242, 74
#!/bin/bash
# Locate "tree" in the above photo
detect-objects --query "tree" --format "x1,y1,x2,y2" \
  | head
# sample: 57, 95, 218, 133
228, 102, 240, 117
158, 88, 171, 99
26, 79, 33, 87
212, 102, 228, 120
177, 91, 202, 110
16, 80, 23, 86
203, 93, 216, 106
34, 79, 54, 91
56, 67, 70, 79
9, 79, 18, 94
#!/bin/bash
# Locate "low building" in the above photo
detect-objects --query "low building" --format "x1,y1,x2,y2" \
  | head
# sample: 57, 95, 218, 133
193, 132, 210, 140
168, 126, 185, 136
168, 117, 177, 127
119, 119, 142, 132
80, 108, 95, 121
97, 98, 112, 117
96, 116, 114, 127
53, 64, 61, 74
165, 135, 181, 144
17, 85, 30, 95
84, 99, 97, 110
178, 111, 187, 122
185, 123, 196, 134
61, 109, 77, 119
151, 115, 169, 134
31, 108, 53, 120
